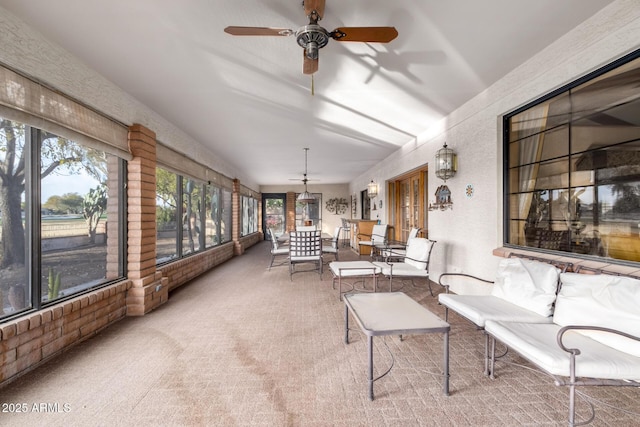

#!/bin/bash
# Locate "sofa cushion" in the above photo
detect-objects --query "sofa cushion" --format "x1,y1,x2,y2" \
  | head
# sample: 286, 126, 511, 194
554, 273, 640, 357
485, 320, 640, 379
438, 294, 554, 327
490, 258, 560, 317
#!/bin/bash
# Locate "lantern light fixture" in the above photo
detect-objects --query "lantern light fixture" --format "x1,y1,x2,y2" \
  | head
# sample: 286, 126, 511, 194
367, 180, 378, 199
435, 143, 457, 181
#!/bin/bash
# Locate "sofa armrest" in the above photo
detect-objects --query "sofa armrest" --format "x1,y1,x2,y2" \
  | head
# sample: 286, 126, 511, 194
438, 273, 493, 294
557, 325, 640, 356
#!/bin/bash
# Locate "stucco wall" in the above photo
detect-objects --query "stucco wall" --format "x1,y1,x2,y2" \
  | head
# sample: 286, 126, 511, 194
354, 0, 640, 281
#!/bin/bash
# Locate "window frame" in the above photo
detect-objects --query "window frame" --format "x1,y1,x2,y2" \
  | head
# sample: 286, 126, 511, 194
503, 48, 640, 264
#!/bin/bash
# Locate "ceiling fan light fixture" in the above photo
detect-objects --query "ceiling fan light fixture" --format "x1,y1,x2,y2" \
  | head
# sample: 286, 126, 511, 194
297, 147, 316, 203
297, 190, 316, 203
296, 25, 329, 53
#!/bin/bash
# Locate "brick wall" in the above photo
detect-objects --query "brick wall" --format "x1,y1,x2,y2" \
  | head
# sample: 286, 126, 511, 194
0, 281, 130, 383
161, 242, 235, 292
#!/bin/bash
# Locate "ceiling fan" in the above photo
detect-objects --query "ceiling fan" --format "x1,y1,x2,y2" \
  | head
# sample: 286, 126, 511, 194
224, 0, 398, 75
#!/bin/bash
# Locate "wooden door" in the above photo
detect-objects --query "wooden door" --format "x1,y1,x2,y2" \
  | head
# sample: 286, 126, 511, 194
391, 168, 427, 242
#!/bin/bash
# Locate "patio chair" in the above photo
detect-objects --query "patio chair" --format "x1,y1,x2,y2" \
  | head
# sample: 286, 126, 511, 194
322, 226, 341, 262
357, 223, 387, 257
380, 227, 422, 261
267, 228, 289, 270
289, 230, 323, 280
373, 237, 436, 295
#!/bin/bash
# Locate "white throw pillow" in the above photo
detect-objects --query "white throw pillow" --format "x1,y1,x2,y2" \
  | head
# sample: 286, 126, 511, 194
554, 273, 640, 357
490, 258, 560, 317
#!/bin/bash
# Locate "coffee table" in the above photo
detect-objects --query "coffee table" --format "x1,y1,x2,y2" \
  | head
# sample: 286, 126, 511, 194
329, 261, 382, 301
344, 292, 450, 400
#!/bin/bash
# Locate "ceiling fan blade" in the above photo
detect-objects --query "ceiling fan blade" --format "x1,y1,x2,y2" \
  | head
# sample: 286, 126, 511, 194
331, 27, 398, 43
303, 53, 318, 75
304, 0, 325, 20
224, 26, 294, 36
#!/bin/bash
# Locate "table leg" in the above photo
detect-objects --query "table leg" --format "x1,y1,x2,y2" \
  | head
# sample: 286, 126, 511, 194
344, 305, 350, 344
368, 335, 374, 400
443, 330, 450, 396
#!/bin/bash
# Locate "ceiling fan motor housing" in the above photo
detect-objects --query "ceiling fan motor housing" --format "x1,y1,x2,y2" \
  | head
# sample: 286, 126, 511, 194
296, 24, 330, 59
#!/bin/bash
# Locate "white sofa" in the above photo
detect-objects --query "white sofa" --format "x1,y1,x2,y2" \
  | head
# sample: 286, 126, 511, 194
438, 256, 569, 374
485, 271, 640, 426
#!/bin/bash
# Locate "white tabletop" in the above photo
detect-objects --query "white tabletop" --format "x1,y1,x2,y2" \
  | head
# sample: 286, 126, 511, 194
344, 292, 449, 336
330, 261, 381, 277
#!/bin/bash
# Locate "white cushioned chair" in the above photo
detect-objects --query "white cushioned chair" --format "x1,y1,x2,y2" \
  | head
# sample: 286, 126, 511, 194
267, 228, 289, 270
373, 237, 436, 295
357, 223, 387, 256
380, 227, 421, 261
322, 226, 341, 262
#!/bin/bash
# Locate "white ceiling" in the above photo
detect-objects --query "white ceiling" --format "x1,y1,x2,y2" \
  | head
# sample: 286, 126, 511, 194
0, 0, 615, 186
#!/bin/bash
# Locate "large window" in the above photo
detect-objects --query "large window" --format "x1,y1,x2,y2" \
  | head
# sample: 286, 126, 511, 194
156, 168, 232, 264
295, 194, 322, 228
505, 50, 640, 263
241, 195, 258, 236
1, 118, 125, 319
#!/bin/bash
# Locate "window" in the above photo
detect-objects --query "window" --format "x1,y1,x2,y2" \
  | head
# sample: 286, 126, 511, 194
156, 169, 232, 263
204, 184, 232, 247
295, 194, 321, 228
505, 50, 640, 263
156, 167, 179, 263
241, 195, 258, 236
1, 118, 125, 319
182, 177, 203, 255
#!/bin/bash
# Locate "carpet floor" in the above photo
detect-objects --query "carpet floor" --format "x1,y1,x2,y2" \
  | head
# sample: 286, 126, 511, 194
0, 241, 638, 426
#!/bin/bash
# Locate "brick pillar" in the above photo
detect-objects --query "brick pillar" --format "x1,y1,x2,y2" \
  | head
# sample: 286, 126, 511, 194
286, 192, 296, 232
126, 124, 168, 315
232, 179, 243, 255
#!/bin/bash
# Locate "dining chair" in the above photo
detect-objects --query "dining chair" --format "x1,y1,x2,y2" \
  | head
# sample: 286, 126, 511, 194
381, 227, 422, 261
289, 230, 323, 280
322, 226, 341, 262
357, 223, 388, 257
268, 228, 289, 270
373, 237, 436, 295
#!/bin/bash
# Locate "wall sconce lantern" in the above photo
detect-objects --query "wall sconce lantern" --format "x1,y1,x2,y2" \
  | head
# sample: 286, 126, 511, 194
367, 180, 378, 199
435, 143, 457, 181
430, 143, 457, 211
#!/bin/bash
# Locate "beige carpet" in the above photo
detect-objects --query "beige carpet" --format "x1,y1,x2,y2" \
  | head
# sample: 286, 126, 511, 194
0, 242, 638, 426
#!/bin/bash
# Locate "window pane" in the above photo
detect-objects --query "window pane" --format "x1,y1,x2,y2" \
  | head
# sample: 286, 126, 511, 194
295, 195, 321, 228
0, 119, 30, 317
156, 168, 178, 263
205, 185, 220, 248
222, 189, 232, 243
505, 52, 640, 263
182, 178, 202, 255
40, 134, 121, 303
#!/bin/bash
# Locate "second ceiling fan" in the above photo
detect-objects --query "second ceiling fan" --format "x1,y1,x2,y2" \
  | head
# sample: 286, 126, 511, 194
224, 0, 398, 75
